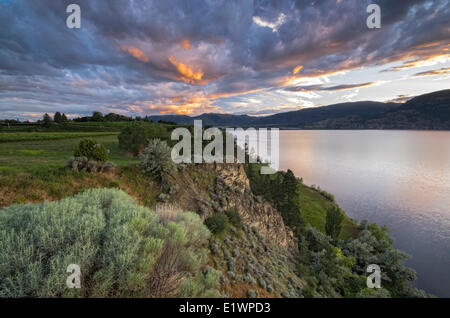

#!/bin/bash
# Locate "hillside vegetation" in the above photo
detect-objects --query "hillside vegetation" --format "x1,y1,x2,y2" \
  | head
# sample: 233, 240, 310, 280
0, 188, 220, 298
0, 119, 432, 298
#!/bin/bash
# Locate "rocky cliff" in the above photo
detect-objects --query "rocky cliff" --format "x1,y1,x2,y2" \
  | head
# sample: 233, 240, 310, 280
170, 163, 296, 251
161, 163, 305, 297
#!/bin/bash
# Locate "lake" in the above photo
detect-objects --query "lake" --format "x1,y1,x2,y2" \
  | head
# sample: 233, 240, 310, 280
278, 130, 450, 297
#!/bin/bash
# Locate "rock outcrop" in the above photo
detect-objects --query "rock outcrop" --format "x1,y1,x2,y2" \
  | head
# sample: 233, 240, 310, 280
171, 163, 297, 251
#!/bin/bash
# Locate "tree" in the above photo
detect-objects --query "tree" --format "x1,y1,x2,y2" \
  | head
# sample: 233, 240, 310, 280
91, 111, 104, 122
118, 122, 168, 156
280, 170, 303, 230
53, 112, 63, 123
62, 113, 68, 122
42, 113, 52, 127
325, 206, 345, 243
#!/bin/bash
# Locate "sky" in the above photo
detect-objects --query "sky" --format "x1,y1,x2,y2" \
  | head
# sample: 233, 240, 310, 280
0, 0, 449, 120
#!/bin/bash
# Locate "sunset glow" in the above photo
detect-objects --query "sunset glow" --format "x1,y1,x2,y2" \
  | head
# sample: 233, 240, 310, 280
0, 0, 448, 119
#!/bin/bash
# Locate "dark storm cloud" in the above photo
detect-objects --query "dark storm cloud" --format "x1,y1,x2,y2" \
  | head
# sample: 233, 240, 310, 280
0, 0, 448, 119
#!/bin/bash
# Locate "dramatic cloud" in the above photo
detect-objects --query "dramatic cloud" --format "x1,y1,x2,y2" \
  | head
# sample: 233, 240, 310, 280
414, 67, 450, 77
0, 0, 449, 119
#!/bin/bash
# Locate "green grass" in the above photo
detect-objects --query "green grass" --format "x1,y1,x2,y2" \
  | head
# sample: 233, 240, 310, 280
298, 184, 358, 240
1, 121, 179, 133
0, 135, 138, 173
0, 131, 118, 142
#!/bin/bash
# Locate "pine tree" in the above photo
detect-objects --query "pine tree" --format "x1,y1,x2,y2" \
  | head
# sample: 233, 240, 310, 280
53, 112, 62, 123
325, 206, 345, 243
280, 170, 303, 230
62, 113, 68, 122
42, 113, 52, 127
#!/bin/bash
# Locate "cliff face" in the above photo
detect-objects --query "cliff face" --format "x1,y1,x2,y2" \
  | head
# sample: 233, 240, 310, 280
166, 163, 304, 298
170, 164, 296, 251
214, 164, 297, 250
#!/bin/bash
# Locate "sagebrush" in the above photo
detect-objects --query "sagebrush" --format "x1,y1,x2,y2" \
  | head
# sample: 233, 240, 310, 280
139, 139, 176, 184
0, 188, 218, 298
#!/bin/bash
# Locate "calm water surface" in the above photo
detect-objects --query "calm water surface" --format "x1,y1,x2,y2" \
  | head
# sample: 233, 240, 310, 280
278, 130, 450, 297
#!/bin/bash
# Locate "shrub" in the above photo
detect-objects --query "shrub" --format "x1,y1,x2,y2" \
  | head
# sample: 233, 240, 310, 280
356, 288, 391, 298
139, 139, 176, 184
302, 286, 315, 298
0, 189, 213, 298
225, 209, 242, 229
73, 138, 108, 162
67, 157, 116, 173
205, 213, 228, 234
325, 206, 345, 242
118, 122, 168, 156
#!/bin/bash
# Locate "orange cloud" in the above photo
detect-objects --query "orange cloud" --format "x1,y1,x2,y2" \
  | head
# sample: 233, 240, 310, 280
119, 46, 149, 63
281, 69, 347, 86
293, 65, 303, 75
180, 39, 191, 50
128, 94, 222, 116
387, 53, 450, 71
208, 88, 262, 100
414, 67, 450, 77
168, 56, 205, 84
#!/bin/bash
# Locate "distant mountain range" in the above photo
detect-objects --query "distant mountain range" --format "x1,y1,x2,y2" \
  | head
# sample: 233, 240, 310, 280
149, 89, 450, 130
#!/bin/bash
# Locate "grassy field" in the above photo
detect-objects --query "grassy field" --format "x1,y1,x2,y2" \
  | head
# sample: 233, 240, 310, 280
0, 134, 137, 173
298, 184, 358, 240
0, 131, 118, 142
0, 121, 178, 133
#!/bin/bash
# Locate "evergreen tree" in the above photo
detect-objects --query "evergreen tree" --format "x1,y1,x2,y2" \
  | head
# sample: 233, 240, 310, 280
53, 112, 63, 123
280, 170, 303, 230
62, 113, 68, 122
92, 111, 104, 122
325, 206, 345, 243
42, 113, 52, 127
271, 173, 284, 209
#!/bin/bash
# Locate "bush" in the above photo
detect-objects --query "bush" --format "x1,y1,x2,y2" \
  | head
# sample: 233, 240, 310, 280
73, 138, 108, 162
225, 209, 242, 229
205, 213, 228, 234
139, 139, 176, 184
325, 206, 345, 242
179, 267, 221, 298
67, 157, 116, 173
118, 122, 168, 156
0, 188, 213, 298
302, 286, 315, 298
356, 288, 391, 298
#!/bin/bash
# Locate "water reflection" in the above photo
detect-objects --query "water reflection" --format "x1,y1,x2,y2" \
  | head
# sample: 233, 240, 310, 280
278, 130, 450, 297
